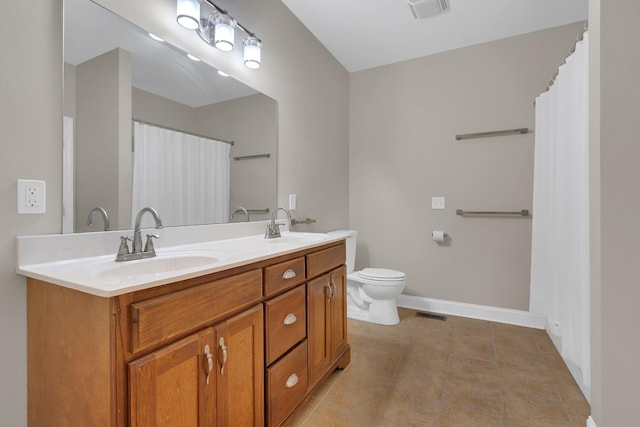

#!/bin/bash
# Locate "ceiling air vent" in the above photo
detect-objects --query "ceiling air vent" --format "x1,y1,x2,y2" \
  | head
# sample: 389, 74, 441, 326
408, 0, 450, 19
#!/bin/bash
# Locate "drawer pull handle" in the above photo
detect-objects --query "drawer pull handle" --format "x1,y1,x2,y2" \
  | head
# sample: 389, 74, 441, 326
283, 313, 297, 325
219, 337, 228, 376
204, 344, 213, 385
282, 269, 297, 280
326, 282, 335, 300
285, 373, 299, 388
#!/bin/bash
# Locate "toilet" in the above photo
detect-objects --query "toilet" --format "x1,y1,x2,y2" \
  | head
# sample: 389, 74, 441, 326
328, 230, 406, 326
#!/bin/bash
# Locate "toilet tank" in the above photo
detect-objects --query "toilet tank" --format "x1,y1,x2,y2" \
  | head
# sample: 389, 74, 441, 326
327, 230, 357, 273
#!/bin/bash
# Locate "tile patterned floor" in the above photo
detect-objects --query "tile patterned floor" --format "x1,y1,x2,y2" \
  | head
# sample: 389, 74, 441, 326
289, 308, 590, 427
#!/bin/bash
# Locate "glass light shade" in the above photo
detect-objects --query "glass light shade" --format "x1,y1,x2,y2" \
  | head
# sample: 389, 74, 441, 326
177, 0, 200, 30
243, 37, 262, 69
213, 14, 235, 52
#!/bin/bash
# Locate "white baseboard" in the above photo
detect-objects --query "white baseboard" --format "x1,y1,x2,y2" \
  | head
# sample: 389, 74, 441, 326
586, 416, 597, 427
397, 294, 546, 329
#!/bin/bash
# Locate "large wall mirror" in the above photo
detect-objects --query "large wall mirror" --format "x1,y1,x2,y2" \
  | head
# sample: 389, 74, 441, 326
63, 0, 278, 233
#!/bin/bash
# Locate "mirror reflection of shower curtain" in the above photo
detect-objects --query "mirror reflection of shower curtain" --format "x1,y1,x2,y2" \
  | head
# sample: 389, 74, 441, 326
530, 33, 590, 401
132, 122, 230, 228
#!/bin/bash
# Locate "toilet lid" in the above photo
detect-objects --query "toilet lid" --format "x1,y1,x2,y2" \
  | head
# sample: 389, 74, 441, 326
359, 268, 406, 281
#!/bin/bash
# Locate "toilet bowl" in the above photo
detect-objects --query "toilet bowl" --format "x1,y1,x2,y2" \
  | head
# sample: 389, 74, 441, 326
328, 230, 406, 326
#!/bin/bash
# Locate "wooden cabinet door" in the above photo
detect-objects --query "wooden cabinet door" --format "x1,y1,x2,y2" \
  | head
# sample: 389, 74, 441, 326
129, 328, 216, 427
214, 304, 264, 427
307, 273, 333, 386
329, 266, 348, 358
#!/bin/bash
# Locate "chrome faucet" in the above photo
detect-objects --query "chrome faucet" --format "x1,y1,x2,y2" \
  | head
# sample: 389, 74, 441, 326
231, 207, 250, 222
265, 207, 293, 239
87, 207, 110, 231
115, 207, 163, 261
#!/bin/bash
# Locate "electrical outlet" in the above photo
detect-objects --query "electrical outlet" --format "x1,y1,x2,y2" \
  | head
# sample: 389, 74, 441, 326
289, 194, 297, 210
431, 196, 445, 210
17, 179, 46, 214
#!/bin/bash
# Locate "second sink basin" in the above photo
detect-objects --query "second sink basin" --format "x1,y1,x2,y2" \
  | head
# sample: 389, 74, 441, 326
256, 232, 331, 245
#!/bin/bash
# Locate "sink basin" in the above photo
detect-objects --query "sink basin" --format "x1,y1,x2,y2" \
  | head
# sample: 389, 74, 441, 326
255, 232, 330, 245
62, 250, 229, 280
98, 253, 221, 278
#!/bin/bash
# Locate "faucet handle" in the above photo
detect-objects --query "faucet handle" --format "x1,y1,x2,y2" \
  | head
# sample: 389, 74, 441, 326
144, 234, 159, 253
116, 236, 132, 261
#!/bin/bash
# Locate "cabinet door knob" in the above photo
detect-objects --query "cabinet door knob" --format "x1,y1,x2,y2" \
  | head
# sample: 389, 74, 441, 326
204, 344, 213, 385
282, 269, 297, 280
283, 313, 297, 325
219, 337, 228, 376
285, 373, 299, 388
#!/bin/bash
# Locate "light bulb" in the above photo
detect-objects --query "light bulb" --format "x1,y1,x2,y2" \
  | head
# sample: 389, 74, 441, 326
177, 0, 200, 30
243, 37, 262, 69
212, 13, 235, 52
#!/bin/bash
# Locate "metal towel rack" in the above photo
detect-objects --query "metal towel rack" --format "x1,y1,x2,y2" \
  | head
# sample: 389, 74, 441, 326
247, 208, 270, 214
456, 209, 530, 217
233, 153, 271, 161
455, 128, 529, 141
291, 218, 317, 225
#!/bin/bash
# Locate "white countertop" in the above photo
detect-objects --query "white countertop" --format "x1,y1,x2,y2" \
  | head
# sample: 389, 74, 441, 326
16, 224, 350, 297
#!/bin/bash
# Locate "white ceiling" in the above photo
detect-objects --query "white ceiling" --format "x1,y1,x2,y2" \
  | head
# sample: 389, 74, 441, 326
280, 0, 588, 72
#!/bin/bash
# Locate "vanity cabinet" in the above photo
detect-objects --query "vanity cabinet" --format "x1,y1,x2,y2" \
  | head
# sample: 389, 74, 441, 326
26, 240, 349, 427
129, 328, 216, 426
128, 304, 264, 427
307, 266, 348, 387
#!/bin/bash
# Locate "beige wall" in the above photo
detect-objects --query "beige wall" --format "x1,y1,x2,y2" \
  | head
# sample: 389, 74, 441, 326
75, 48, 132, 231
0, 0, 62, 424
350, 24, 585, 310
590, 0, 640, 424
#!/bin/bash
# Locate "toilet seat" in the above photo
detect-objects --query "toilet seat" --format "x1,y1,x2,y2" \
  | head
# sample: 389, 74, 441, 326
349, 268, 406, 286
359, 268, 405, 281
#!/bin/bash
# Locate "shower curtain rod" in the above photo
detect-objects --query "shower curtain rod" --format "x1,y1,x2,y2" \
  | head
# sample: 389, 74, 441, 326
132, 119, 235, 145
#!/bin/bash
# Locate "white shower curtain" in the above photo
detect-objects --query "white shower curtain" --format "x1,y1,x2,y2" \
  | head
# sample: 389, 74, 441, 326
132, 122, 230, 228
530, 33, 590, 399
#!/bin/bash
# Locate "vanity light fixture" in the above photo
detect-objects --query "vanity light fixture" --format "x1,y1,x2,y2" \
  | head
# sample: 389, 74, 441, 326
176, 0, 262, 69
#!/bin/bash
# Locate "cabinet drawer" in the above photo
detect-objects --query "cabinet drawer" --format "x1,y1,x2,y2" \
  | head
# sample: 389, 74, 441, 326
265, 285, 306, 365
130, 269, 262, 353
264, 256, 306, 296
266, 340, 308, 427
306, 243, 345, 278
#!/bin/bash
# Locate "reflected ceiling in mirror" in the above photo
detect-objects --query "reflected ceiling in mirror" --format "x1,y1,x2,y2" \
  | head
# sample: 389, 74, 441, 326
63, 0, 278, 233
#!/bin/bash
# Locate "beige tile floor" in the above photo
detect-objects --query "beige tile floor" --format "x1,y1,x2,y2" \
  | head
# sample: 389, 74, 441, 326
290, 308, 590, 427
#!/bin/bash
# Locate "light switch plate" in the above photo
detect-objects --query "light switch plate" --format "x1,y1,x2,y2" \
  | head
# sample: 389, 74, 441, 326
431, 196, 445, 210
17, 179, 46, 214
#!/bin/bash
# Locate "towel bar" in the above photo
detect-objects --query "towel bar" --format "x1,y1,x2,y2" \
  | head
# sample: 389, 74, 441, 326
233, 154, 271, 160
455, 128, 529, 141
456, 209, 530, 217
